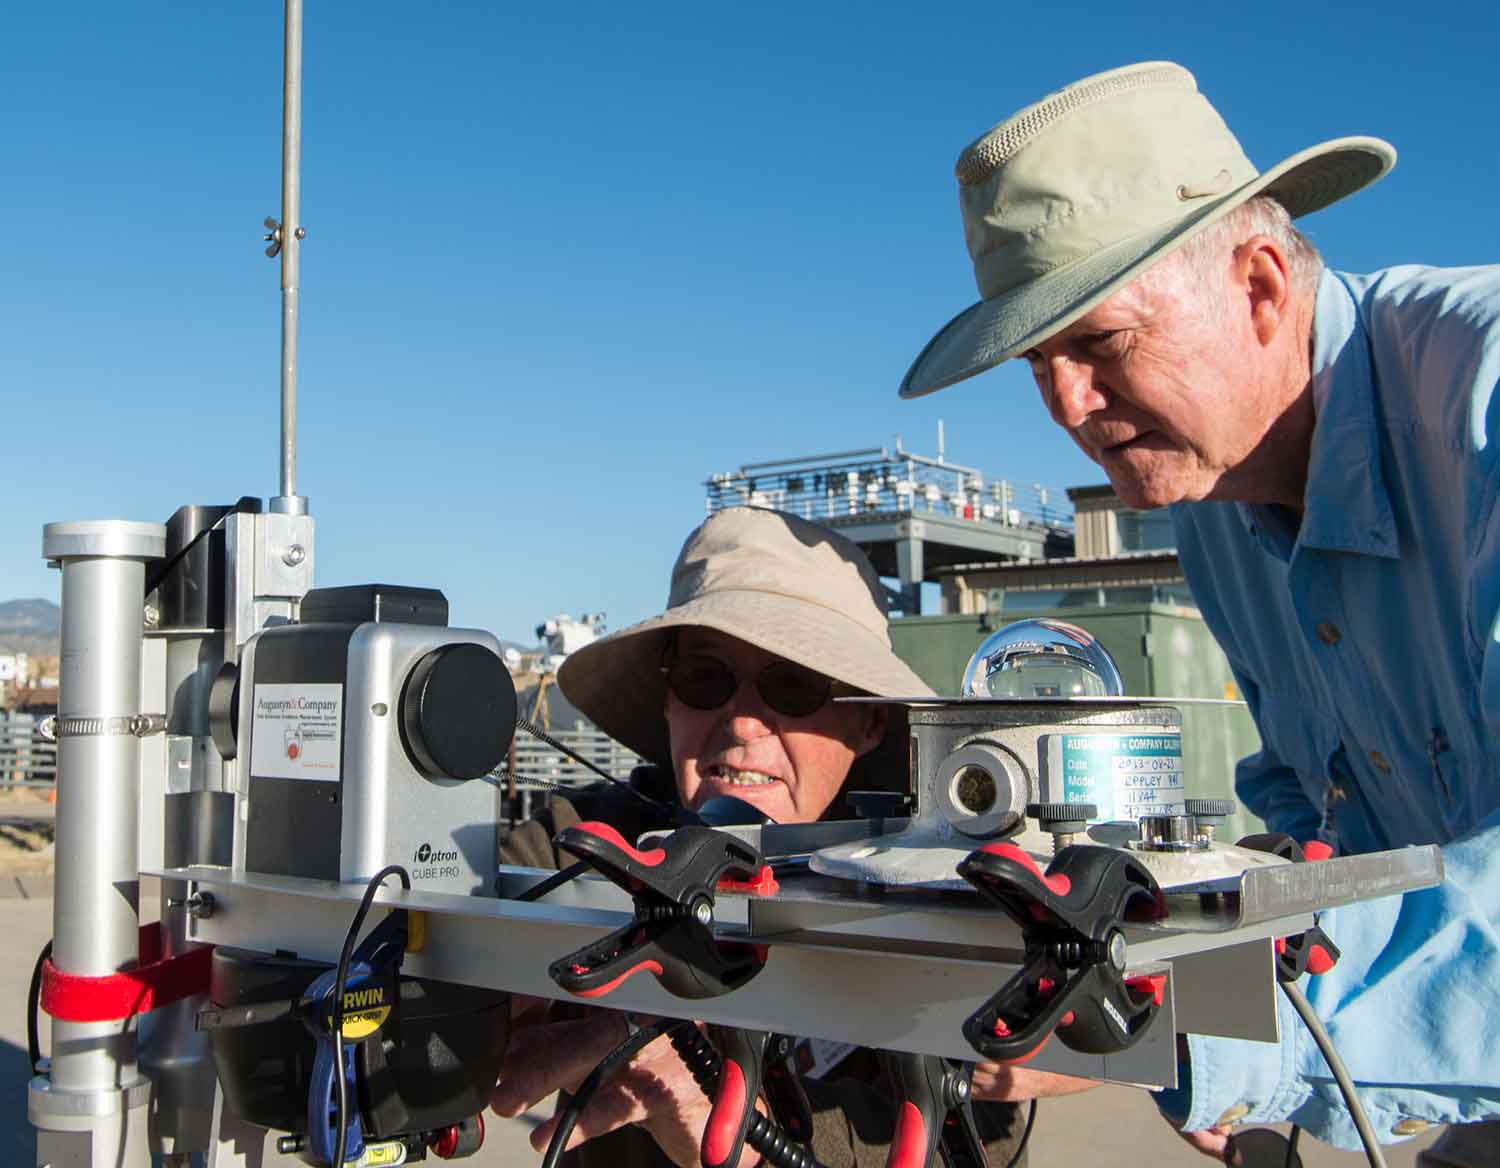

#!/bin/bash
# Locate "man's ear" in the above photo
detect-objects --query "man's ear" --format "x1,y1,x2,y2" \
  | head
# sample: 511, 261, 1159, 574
1235, 235, 1293, 346
854, 703, 889, 756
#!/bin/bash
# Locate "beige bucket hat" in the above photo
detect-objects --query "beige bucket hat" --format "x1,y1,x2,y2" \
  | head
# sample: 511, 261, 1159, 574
900, 61, 1395, 399
558, 506, 933, 768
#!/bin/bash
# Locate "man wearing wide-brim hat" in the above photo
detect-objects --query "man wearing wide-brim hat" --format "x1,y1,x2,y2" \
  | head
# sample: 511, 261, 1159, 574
492, 507, 1033, 1168
902, 61, 1500, 1163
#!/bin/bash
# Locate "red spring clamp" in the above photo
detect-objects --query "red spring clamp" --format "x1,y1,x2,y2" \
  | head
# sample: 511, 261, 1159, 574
957, 842, 1166, 1063
880, 1052, 987, 1168
1237, 834, 1341, 982
547, 822, 774, 1000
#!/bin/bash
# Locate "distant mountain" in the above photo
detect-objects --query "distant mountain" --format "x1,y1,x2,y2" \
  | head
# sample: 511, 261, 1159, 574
0, 598, 61, 656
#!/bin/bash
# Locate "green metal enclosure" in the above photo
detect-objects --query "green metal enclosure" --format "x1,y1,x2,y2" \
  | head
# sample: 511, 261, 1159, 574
888, 602, 1266, 839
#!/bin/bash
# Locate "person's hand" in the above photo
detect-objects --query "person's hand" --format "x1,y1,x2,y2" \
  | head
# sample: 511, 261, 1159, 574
490, 1007, 732, 1168
1175, 1125, 1237, 1162
969, 1062, 1102, 1102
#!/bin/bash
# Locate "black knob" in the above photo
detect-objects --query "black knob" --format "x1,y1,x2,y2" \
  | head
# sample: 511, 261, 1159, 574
1185, 798, 1236, 822
400, 643, 517, 780
1026, 801, 1097, 829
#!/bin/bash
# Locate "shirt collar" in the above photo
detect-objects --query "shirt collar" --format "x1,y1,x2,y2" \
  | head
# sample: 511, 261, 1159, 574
1235, 267, 1400, 560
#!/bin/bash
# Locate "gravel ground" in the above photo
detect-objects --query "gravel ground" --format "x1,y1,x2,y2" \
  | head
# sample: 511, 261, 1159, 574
0, 787, 54, 877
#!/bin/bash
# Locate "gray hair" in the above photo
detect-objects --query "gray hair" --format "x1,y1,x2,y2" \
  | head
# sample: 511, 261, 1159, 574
1164, 196, 1323, 295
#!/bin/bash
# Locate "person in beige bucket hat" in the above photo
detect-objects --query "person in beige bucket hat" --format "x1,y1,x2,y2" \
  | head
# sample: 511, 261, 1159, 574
555, 504, 931, 817
493, 508, 1032, 1168
901, 62, 1500, 1165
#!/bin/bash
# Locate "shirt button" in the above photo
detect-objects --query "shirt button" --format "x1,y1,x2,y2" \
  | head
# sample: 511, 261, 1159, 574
1368, 751, 1392, 773
1215, 1103, 1251, 1127
1316, 620, 1342, 645
1391, 1118, 1430, 1136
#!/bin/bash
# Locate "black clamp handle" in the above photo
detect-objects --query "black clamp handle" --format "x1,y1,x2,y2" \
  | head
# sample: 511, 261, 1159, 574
957, 842, 1166, 1063
761, 1033, 814, 1146
880, 1052, 987, 1168
548, 822, 774, 1000
1235, 834, 1342, 982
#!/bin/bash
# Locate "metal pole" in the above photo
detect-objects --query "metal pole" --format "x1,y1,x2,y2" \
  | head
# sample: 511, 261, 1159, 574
272, 0, 307, 516
31, 521, 165, 1168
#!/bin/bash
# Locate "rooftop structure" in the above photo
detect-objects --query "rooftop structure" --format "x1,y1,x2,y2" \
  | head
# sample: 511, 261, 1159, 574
935, 485, 1189, 617
705, 442, 1074, 614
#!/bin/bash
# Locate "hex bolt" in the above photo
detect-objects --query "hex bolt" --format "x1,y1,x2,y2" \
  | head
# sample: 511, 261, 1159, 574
281, 543, 306, 567
143, 604, 160, 630
166, 891, 216, 920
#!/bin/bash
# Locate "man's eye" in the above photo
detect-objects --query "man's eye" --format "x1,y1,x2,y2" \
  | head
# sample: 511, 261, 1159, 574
1081, 330, 1122, 353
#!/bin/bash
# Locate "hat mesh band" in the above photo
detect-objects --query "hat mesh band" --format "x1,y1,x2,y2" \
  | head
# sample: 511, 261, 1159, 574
955, 64, 1194, 188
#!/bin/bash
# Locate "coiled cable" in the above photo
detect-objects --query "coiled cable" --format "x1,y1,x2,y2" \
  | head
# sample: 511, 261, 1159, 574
668, 1024, 825, 1168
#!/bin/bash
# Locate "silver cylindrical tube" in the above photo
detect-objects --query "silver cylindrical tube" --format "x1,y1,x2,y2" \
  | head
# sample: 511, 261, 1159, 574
279, 0, 301, 503
42, 521, 165, 1095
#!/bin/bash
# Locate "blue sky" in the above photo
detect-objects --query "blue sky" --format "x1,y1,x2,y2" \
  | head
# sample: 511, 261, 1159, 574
3, 2, 1495, 643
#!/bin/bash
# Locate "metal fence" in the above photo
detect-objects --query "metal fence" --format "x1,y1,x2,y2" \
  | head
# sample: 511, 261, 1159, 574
1, 711, 57, 790
705, 445, 1074, 533
511, 726, 641, 786
0, 711, 633, 815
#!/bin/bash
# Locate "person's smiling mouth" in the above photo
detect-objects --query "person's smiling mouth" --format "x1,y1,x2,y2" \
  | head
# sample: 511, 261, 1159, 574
703, 763, 783, 788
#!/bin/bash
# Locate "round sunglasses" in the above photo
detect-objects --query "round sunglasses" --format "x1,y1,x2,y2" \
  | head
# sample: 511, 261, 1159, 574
661, 653, 839, 719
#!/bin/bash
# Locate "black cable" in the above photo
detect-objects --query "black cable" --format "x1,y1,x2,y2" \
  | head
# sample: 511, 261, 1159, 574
516, 861, 590, 903
514, 718, 674, 816
540, 1016, 680, 1168
1279, 980, 1386, 1168
1001, 1099, 1037, 1168
667, 1024, 824, 1168
27, 939, 52, 1073
332, 865, 411, 1168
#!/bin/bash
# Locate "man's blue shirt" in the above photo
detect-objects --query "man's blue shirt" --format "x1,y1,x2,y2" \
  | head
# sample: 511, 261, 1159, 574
1160, 265, 1500, 1148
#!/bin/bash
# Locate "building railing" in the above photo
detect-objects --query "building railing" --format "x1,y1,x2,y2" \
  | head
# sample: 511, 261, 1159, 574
503, 726, 643, 824
1, 711, 57, 790
510, 727, 641, 789
705, 446, 1074, 533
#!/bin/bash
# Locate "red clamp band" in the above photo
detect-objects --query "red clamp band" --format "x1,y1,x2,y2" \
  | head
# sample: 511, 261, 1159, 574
41, 922, 215, 1023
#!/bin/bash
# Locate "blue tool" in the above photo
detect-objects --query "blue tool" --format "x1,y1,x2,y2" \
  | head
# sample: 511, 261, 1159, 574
300, 911, 407, 1166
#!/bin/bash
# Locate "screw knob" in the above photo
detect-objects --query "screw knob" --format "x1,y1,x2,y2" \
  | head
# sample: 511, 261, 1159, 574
1184, 798, 1235, 821
1027, 801, 1097, 830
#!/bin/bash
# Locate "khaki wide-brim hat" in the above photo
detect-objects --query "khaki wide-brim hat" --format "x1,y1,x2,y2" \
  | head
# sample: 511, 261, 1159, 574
900, 61, 1396, 399
558, 506, 933, 768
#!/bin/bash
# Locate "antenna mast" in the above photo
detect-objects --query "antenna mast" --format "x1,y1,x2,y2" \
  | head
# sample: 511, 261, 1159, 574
268, 0, 308, 515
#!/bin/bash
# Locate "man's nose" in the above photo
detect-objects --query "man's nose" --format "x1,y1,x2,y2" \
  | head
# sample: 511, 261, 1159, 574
722, 682, 776, 738
1043, 356, 1107, 430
